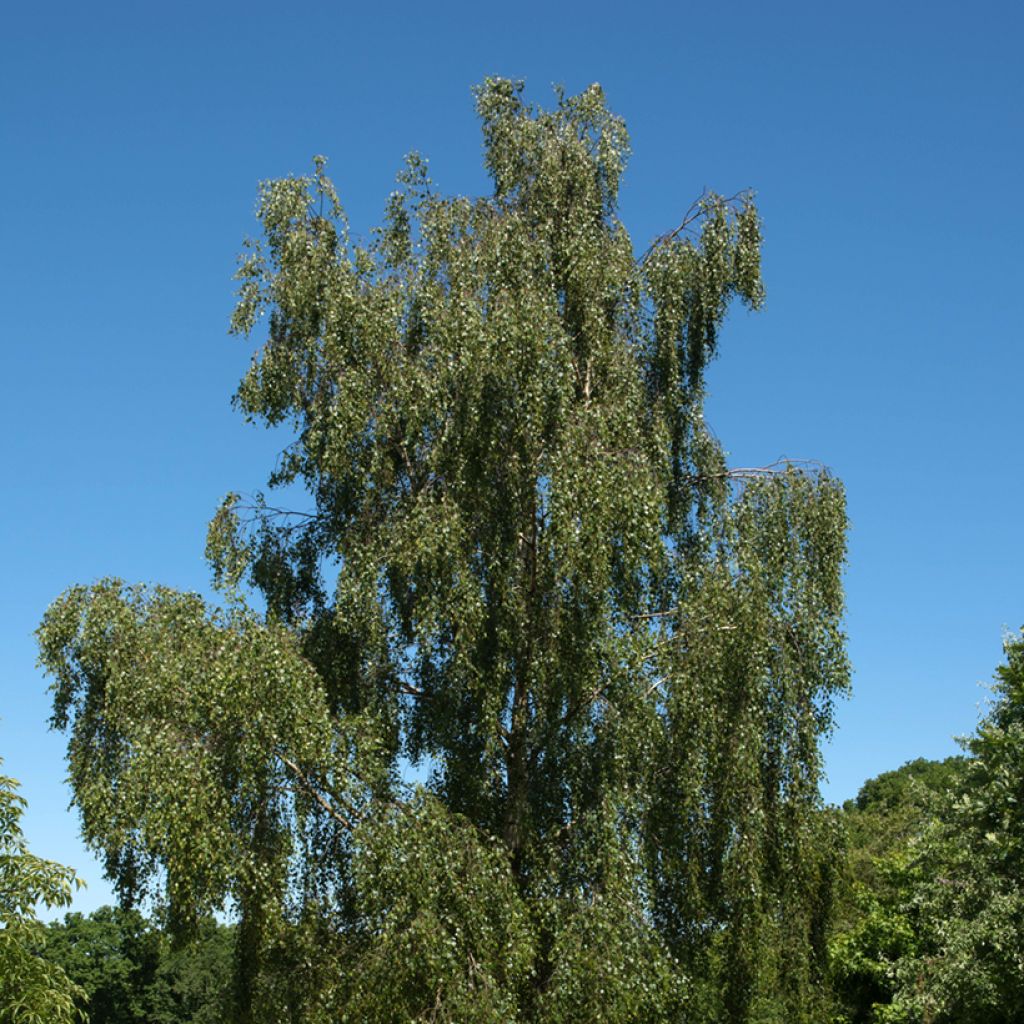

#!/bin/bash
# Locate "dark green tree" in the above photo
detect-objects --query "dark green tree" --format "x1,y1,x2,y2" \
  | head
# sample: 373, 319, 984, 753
41, 907, 232, 1024
829, 758, 965, 1024
41, 907, 157, 1024
838, 757, 966, 923
37, 79, 849, 1023
832, 635, 1024, 1024
153, 917, 233, 1024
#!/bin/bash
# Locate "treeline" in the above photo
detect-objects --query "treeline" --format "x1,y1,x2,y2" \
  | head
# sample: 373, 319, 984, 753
35, 909, 232, 1024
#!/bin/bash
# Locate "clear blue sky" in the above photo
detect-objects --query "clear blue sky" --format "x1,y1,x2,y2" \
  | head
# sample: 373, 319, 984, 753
3, 0, 1021, 915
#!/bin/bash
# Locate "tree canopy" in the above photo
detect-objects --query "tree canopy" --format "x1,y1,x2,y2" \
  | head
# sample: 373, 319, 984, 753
37, 78, 849, 1024
891, 631, 1024, 1022
40, 906, 232, 1024
829, 756, 967, 1023
831, 632, 1024, 1024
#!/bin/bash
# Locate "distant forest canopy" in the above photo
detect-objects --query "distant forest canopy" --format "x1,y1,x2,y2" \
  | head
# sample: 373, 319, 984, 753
38, 908, 232, 1024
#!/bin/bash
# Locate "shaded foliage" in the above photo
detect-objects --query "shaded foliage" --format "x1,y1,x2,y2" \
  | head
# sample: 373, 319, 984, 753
830, 758, 965, 1023
832, 633, 1024, 1023
890, 632, 1024, 1023
40, 906, 232, 1024
836, 757, 966, 927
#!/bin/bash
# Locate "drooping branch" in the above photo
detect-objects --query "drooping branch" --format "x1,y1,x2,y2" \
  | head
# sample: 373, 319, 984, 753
640, 189, 753, 263
722, 458, 826, 479
276, 752, 361, 832
683, 458, 828, 486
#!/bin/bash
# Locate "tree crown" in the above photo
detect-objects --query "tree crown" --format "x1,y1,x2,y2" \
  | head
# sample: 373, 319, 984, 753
38, 79, 848, 1024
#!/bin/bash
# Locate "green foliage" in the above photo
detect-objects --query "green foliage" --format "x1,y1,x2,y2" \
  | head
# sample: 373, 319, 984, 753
888, 631, 1024, 1023
830, 758, 968, 1024
851, 758, 964, 816
0, 763, 84, 1024
829, 849, 923, 1024
344, 796, 534, 1023
836, 757, 966, 930
42, 907, 156, 1023
41, 906, 232, 1024
832, 636, 1024, 1024
37, 79, 849, 1023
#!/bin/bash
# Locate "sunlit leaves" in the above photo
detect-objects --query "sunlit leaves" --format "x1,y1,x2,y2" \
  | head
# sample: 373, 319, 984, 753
0, 766, 85, 1024
37, 582, 378, 924
891, 632, 1024, 1022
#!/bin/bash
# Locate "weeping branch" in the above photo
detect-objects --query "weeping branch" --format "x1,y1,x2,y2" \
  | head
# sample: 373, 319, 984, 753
640, 189, 752, 263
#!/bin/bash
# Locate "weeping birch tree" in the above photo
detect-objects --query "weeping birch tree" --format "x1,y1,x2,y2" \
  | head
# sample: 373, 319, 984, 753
37, 79, 848, 1024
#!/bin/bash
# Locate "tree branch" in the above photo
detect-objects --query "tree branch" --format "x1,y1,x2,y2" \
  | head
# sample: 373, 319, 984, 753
641, 190, 751, 263
276, 753, 360, 831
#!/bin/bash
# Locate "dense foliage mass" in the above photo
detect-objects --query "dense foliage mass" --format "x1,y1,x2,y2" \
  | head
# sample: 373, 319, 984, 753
37, 80, 850, 1023
831, 631, 1024, 1024
0, 764, 83, 1024
39, 907, 232, 1024
829, 757, 966, 1022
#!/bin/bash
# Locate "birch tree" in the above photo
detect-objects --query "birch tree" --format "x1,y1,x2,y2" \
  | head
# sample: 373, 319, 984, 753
38, 79, 848, 1024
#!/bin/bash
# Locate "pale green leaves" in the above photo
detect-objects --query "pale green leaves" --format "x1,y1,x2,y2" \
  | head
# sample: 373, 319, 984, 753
36, 581, 378, 925
206, 492, 251, 596
0, 766, 86, 1024
345, 795, 533, 1024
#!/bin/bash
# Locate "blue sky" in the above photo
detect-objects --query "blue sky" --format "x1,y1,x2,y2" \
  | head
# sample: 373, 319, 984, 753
3, 0, 1021, 915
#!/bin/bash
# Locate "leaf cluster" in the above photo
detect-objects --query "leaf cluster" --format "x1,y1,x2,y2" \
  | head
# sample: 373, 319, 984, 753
831, 633, 1024, 1023
0, 764, 85, 1024
40, 906, 233, 1024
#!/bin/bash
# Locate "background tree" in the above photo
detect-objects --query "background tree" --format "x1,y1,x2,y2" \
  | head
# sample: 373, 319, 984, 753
888, 631, 1024, 1022
37, 79, 849, 1023
41, 907, 232, 1024
836, 756, 965, 927
0, 762, 84, 1024
831, 633, 1024, 1023
829, 757, 965, 1023
42, 907, 157, 1024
